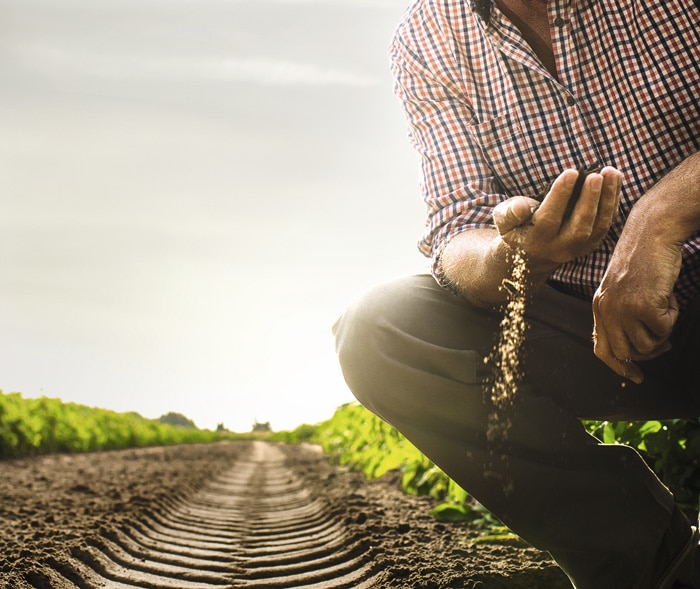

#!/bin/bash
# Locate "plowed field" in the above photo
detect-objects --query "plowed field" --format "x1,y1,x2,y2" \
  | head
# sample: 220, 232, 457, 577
0, 440, 570, 588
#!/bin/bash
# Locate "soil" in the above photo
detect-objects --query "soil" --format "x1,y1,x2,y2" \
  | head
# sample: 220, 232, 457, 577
0, 440, 571, 588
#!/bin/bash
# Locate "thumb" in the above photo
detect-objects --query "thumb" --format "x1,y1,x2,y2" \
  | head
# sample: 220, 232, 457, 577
493, 197, 539, 235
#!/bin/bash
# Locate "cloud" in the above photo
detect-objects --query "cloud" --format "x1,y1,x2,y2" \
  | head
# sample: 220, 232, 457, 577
203, 57, 377, 86
16, 44, 378, 87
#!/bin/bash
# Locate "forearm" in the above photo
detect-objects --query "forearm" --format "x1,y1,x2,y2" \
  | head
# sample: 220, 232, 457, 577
625, 151, 700, 248
440, 228, 558, 308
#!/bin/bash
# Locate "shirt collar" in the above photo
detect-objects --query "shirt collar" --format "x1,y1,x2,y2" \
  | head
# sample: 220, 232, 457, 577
471, 0, 494, 22
475, 1, 594, 23
473, 1, 600, 27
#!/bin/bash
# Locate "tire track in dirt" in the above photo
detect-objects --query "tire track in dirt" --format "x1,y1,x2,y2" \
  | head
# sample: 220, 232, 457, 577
41, 441, 379, 589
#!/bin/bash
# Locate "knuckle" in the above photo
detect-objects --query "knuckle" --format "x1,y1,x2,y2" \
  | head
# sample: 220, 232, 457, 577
591, 226, 610, 242
592, 340, 606, 359
634, 340, 656, 356
592, 290, 603, 306
593, 290, 613, 314
570, 227, 592, 242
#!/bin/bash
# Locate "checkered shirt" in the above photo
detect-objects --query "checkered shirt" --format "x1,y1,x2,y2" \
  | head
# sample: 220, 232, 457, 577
391, 0, 700, 307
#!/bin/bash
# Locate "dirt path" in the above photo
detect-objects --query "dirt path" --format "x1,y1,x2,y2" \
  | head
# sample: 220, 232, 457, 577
0, 440, 571, 588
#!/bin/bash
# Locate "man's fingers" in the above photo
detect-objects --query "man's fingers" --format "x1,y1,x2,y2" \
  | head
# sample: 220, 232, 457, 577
563, 172, 603, 234
597, 333, 645, 383
626, 326, 673, 358
536, 169, 579, 224
594, 168, 622, 226
593, 322, 644, 384
566, 168, 620, 230
611, 357, 644, 384
611, 294, 677, 357
643, 293, 680, 340
493, 196, 539, 235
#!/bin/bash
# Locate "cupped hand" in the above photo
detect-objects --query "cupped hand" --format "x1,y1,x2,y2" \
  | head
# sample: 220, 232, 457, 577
493, 166, 622, 266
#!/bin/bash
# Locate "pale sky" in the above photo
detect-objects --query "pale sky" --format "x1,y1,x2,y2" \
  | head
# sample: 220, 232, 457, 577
0, 0, 427, 431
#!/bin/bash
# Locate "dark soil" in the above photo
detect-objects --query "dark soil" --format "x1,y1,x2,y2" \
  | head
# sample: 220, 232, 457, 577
0, 440, 571, 588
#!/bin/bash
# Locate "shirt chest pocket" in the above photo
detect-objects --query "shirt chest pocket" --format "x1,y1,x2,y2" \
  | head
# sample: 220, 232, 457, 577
466, 112, 546, 198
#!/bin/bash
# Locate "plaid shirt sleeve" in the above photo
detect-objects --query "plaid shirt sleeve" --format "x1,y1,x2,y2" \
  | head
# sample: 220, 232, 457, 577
389, 7, 506, 284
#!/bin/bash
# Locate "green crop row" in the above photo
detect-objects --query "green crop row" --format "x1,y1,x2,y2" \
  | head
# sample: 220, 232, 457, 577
283, 403, 700, 527
279, 403, 493, 524
0, 390, 221, 459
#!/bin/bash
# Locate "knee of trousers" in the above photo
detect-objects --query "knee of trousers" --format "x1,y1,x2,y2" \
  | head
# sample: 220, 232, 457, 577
332, 275, 490, 427
332, 280, 405, 417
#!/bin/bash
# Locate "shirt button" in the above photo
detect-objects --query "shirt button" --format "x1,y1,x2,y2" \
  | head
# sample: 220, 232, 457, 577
554, 16, 566, 27
566, 95, 576, 106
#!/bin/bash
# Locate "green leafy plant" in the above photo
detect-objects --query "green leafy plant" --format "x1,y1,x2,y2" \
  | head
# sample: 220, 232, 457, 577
310, 403, 480, 519
0, 390, 226, 459
308, 403, 700, 538
584, 419, 700, 511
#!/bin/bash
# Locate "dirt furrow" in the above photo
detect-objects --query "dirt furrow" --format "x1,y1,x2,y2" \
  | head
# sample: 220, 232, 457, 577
36, 441, 379, 588
2, 439, 573, 589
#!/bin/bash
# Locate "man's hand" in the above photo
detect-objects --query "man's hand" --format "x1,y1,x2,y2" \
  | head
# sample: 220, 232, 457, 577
494, 166, 622, 266
590, 154, 700, 383
441, 167, 622, 308
592, 234, 680, 384
592, 152, 700, 383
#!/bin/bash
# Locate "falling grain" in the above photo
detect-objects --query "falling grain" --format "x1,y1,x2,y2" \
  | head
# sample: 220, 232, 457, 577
483, 248, 530, 494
